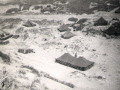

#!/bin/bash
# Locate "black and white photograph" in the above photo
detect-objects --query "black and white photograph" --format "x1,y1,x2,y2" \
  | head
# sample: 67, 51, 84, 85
0, 0, 120, 90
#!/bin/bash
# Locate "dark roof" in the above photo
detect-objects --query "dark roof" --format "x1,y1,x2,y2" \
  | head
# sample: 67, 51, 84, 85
61, 30, 75, 39
103, 21, 120, 36
6, 8, 19, 14
94, 17, 108, 26
34, 6, 42, 10
56, 53, 94, 71
23, 20, 36, 27
58, 25, 70, 32
72, 57, 94, 68
42, 7, 54, 12
56, 53, 76, 63
68, 17, 78, 22
22, 4, 31, 10
77, 18, 87, 24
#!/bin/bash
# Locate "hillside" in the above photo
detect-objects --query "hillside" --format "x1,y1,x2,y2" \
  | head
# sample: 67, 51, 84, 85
0, 0, 119, 14
0, 6, 120, 90
0, 0, 120, 90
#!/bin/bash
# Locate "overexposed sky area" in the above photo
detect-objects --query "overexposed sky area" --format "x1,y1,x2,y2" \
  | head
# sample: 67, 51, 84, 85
0, 0, 39, 4
0, 0, 21, 4
0, 0, 13, 4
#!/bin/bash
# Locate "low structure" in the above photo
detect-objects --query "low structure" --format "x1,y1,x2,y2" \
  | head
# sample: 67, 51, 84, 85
72, 24, 85, 31
56, 53, 94, 71
22, 4, 31, 11
23, 20, 36, 27
61, 30, 75, 39
6, 8, 20, 14
103, 21, 120, 36
94, 17, 108, 26
58, 25, 70, 32
68, 17, 78, 22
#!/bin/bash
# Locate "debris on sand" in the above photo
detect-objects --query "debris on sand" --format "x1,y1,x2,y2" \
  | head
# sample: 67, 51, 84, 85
18, 49, 35, 54
0, 51, 10, 64
0, 33, 13, 41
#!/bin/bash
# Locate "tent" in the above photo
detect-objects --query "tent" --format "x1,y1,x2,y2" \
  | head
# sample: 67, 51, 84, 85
68, 17, 78, 22
94, 17, 108, 26
72, 23, 85, 31
72, 57, 94, 71
61, 30, 75, 39
42, 7, 54, 13
56, 53, 94, 71
22, 4, 31, 10
115, 7, 120, 13
56, 53, 76, 66
23, 20, 36, 27
103, 21, 120, 36
6, 8, 19, 14
77, 18, 87, 24
58, 25, 70, 32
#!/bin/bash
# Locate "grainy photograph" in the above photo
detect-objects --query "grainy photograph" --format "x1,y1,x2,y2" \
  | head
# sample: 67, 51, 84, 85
0, 0, 120, 90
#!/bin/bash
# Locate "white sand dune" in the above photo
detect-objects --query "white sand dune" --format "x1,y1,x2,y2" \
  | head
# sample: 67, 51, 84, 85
0, 7, 120, 90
